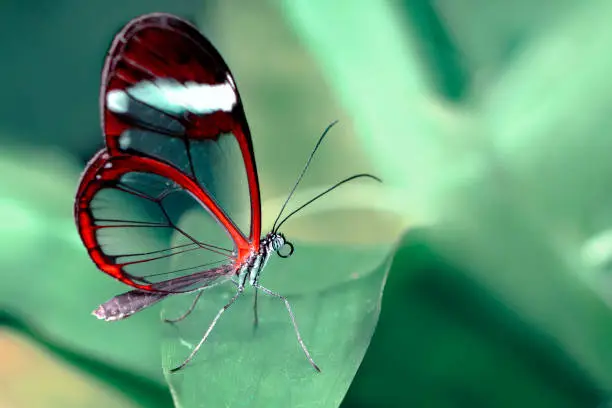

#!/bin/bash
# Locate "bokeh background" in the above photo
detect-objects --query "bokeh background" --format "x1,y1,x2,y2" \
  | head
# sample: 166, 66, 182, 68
2, 0, 612, 407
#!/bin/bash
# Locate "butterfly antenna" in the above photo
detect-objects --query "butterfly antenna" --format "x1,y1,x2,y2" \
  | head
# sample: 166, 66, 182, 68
273, 173, 381, 232
271, 120, 339, 232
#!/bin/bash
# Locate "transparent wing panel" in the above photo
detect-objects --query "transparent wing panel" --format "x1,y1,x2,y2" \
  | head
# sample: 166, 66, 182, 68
86, 168, 236, 289
118, 127, 251, 236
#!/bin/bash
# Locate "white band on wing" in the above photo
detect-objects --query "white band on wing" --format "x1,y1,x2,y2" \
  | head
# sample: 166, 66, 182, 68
107, 75, 237, 115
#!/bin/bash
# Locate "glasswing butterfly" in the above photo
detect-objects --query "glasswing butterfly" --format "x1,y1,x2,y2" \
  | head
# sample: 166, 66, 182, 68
74, 13, 379, 373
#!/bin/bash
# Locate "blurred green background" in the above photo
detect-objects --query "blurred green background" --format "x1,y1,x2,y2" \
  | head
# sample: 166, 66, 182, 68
2, 0, 612, 407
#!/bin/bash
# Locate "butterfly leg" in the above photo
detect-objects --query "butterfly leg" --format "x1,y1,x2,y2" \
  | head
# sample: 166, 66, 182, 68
232, 278, 259, 330
254, 284, 320, 372
163, 291, 203, 324
253, 288, 259, 330
169, 289, 243, 373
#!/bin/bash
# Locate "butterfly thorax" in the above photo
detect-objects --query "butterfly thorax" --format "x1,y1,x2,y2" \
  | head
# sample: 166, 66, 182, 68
236, 232, 287, 289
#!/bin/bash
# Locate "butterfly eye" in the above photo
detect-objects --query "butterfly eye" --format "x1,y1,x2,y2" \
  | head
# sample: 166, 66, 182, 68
277, 240, 294, 258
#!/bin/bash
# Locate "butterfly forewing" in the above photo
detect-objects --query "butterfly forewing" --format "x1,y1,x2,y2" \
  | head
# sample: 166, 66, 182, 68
101, 13, 260, 244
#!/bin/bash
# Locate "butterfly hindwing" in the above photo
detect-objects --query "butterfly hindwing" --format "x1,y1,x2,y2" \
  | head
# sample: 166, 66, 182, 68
76, 150, 240, 292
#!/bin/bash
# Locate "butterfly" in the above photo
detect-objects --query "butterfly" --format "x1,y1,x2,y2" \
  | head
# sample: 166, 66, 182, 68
74, 13, 380, 373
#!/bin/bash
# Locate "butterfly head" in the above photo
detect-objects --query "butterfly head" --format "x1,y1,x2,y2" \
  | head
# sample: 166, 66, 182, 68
267, 232, 294, 259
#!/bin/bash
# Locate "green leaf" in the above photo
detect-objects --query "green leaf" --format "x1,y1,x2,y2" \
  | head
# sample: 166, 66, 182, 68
346, 230, 605, 408
161, 204, 395, 408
